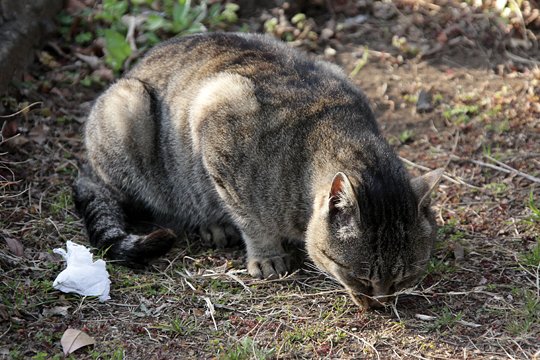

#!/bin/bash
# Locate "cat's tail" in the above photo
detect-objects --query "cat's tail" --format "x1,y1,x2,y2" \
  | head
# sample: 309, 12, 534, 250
72, 174, 176, 267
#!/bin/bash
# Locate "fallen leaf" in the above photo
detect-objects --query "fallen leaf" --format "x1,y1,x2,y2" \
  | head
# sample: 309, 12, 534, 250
42, 306, 70, 317
1, 119, 18, 139
28, 124, 50, 145
3, 236, 24, 257
61, 328, 95, 355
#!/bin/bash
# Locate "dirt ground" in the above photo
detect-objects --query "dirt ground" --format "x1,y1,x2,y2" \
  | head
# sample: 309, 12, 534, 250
1, 1, 539, 359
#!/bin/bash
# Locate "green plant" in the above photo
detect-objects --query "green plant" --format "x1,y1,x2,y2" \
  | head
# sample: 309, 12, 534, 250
442, 104, 479, 124
521, 237, 540, 267
263, 11, 317, 43
433, 307, 463, 330
426, 258, 455, 275
158, 316, 198, 337
9, 350, 22, 360
391, 35, 419, 56
398, 129, 414, 144
31, 352, 48, 360
403, 94, 418, 104
485, 118, 510, 134
50, 189, 74, 215
527, 191, 540, 222
220, 337, 274, 360
433, 93, 444, 102
111, 348, 125, 360
506, 289, 539, 336
350, 47, 369, 77
484, 182, 508, 195
438, 219, 458, 236
58, 0, 240, 72
331, 295, 349, 315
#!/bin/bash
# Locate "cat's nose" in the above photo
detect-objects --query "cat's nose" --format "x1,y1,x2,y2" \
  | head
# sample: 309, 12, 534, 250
364, 282, 393, 308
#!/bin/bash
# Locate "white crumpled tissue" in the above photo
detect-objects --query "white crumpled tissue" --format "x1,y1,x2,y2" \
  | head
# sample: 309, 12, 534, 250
53, 241, 111, 302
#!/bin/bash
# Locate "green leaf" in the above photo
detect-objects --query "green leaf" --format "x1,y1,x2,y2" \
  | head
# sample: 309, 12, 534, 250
291, 13, 306, 25
98, 0, 128, 23
103, 29, 132, 71
131, 0, 153, 5
145, 13, 169, 31
173, 0, 190, 26
57, 12, 73, 26
75, 32, 93, 45
142, 32, 161, 45
221, 3, 239, 23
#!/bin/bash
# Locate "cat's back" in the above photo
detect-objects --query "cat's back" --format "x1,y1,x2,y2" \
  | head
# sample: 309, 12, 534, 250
128, 33, 371, 120
127, 32, 310, 87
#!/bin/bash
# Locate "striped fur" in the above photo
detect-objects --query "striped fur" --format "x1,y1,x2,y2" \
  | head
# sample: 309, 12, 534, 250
74, 33, 442, 307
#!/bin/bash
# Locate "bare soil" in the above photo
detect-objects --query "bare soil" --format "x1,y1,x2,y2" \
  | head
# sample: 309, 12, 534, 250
1, 2, 539, 359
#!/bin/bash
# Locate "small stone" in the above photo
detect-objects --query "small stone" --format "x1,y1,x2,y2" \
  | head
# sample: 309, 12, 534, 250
372, 2, 397, 20
324, 47, 337, 57
321, 28, 334, 40
416, 89, 434, 113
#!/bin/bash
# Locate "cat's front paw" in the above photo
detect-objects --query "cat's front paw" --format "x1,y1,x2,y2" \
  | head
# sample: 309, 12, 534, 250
247, 255, 290, 279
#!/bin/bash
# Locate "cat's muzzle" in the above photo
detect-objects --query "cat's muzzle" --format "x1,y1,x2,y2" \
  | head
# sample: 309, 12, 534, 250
349, 291, 392, 310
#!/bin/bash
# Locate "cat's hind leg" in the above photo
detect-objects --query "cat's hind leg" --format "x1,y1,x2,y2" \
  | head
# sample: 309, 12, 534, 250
73, 172, 176, 267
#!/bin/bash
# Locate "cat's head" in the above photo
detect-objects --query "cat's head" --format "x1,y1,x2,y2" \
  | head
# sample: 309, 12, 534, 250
306, 168, 443, 309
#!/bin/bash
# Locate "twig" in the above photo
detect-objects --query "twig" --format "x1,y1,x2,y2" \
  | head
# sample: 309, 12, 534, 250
485, 155, 540, 183
453, 155, 540, 185
337, 327, 380, 360
0, 102, 42, 118
202, 270, 252, 293
399, 156, 480, 189
469, 158, 513, 175
485, 154, 540, 184
0, 322, 12, 340
504, 50, 540, 66
143, 327, 161, 343
125, 15, 138, 53
203, 297, 218, 331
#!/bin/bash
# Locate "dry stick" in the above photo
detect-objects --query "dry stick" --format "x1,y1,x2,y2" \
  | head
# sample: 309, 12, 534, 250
399, 156, 479, 189
505, 50, 540, 66
0, 102, 42, 118
337, 327, 381, 360
484, 154, 540, 184
468, 158, 513, 175
203, 297, 218, 331
399, 131, 466, 185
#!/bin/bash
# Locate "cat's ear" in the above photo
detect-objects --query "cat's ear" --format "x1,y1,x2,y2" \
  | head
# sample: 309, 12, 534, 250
411, 168, 444, 207
329, 172, 357, 213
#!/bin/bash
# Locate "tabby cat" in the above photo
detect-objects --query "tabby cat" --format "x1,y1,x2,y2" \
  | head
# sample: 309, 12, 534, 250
73, 32, 442, 308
